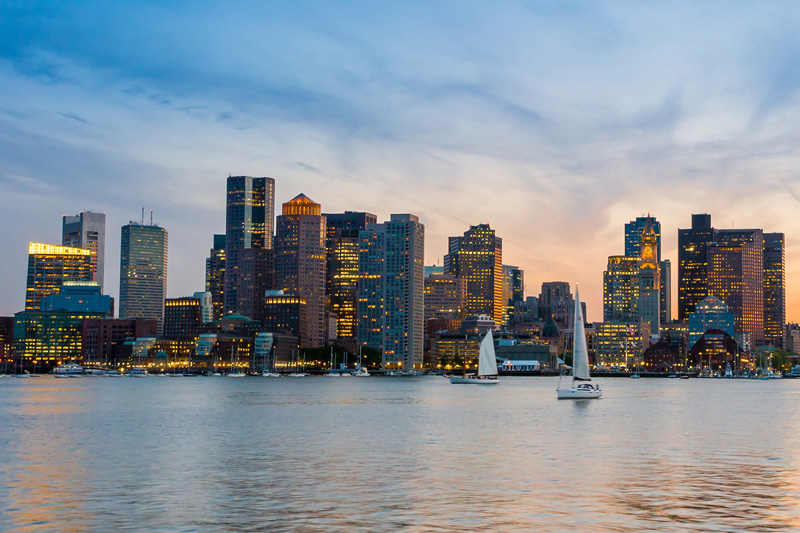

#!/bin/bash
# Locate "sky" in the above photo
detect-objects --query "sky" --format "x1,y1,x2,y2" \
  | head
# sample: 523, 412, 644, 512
1, 1, 800, 322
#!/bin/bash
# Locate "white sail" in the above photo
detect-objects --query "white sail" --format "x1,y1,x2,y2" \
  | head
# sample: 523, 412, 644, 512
572, 287, 590, 382
477, 330, 498, 377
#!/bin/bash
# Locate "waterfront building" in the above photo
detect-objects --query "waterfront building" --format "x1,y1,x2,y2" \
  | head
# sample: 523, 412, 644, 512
763, 233, 786, 348
13, 310, 106, 368
593, 321, 650, 369
324, 211, 377, 340
205, 234, 226, 320
119, 222, 168, 332
689, 329, 738, 371
0, 316, 13, 363
785, 324, 800, 353
62, 211, 106, 291
40, 281, 113, 315
444, 224, 503, 325
424, 274, 466, 321
707, 229, 764, 345
358, 214, 425, 371
687, 296, 735, 349
224, 176, 276, 315
263, 290, 307, 339
275, 194, 326, 347
164, 296, 204, 339
660, 321, 690, 356
678, 214, 717, 321
502, 265, 524, 325
81, 318, 158, 365
25, 242, 94, 311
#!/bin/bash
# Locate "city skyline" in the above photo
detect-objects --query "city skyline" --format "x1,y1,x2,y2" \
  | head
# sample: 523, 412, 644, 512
2, 2, 800, 322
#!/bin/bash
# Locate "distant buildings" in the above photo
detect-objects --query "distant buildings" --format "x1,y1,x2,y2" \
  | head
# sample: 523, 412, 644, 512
444, 224, 503, 325
25, 242, 94, 311
164, 296, 205, 339
275, 194, 326, 347
358, 214, 424, 371
40, 281, 112, 316
678, 214, 716, 321
502, 265, 524, 325
763, 233, 786, 348
14, 310, 107, 366
62, 211, 106, 291
119, 222, 168, 332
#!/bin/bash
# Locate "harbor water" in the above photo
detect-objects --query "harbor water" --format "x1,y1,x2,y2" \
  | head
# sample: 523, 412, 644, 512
1, 376, 799, 531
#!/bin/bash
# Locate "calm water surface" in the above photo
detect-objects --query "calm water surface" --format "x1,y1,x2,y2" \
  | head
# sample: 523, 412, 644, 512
1, 376, 799, 532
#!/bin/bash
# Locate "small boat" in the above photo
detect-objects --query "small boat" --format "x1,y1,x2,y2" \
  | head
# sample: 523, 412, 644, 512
54, 363, 84, 376
725, 363, 733, 378
450, 330, 499, 385
128, 367, 150, 378
16, 373, 33, 379
287, 372, 306, 378
353, 367, 370, 377
227, 370, 246, 378
557, 287, 602, 399
104, 370, 122, 377
262, 371, 282, 377
630, 373, 640, 379
325, 371, 341, 377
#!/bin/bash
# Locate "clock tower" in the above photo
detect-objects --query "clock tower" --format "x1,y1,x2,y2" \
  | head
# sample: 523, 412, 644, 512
636, 216, 660, 335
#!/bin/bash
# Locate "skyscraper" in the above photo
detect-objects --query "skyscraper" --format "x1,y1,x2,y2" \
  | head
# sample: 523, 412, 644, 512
358, 214, 425, 371
275, 194, 326, 347
636, 217, 661, 335
502, 265, 524, 325
323, 211, 377, 340
224, 176, 275, 316
678, 214, 717, 321
444, 224, 503, 325
763, 233, 786, 348
62, 211, 106, 291
538, 281, 571, 322
660, 259, 672, 323
707, 229, 764, 345
25, 243, 94, 311
205, 234, 226, 321
625, 216, 662, 262
603, 256, 638, 321
119, 222, 168, 332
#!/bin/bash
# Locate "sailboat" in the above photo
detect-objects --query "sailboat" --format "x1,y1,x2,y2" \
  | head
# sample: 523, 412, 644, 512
449, 330, 499, 384
227, 347, 246, 377
557, 287, 602, 399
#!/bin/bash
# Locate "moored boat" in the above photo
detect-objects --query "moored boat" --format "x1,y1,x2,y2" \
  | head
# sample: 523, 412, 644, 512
449, 330, 499, 385
557, 287, 602, 399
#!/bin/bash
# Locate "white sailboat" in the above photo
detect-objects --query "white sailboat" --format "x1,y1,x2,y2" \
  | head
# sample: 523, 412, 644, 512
557, 287, 602, 399
449, 330, 499, 385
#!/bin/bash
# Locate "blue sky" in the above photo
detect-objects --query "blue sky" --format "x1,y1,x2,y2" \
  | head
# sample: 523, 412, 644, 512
2, 1, 800, 321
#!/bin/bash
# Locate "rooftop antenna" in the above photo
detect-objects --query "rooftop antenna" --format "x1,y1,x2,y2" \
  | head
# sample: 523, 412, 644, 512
150, 209, 154, 226
141, 207, 144, 225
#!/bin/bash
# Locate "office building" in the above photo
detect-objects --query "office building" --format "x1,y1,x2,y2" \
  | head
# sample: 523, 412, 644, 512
81, 318, 158, 365
444, 224, 503, 325
263, 290, 307, 339
25, 242, 94, 311
275, 194, 326, 347
233, 248, 274, 321
603, 256, 639, 322
688, 295, 735, 348
119, 222, 168, 332
763, 233, 786, 348
707, 229, 764, 345
324, 211, 377, 340
62, 211, 106, 291
625, 216, 662, 262
503, 265, 524, 325
164, 296, 204, 339
205, 234, 226, 320
358, 214, 425, 371
424, 274, 466, 321
40, 281, 113, 315
13, 310, 106, 368
0, 316, 13, 363
593, 321, 650, 368
678, 214, 717, 321
224, 176, 275, 315
193, 291, 213, 323
660, 259, 672, 323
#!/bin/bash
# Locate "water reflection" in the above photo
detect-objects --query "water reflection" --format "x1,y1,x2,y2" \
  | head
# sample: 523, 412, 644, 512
1, 377, 799, 531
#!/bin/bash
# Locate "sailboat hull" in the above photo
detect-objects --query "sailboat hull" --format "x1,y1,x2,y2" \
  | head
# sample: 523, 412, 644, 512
449, 376, 499, 385
557, 387, 603, 399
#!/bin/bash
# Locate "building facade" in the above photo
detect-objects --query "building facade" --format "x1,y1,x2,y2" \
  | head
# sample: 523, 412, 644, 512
603, 256, 638, 322
763, 233, 786, 348
62, 211, 106, 291
688, 295, 735, 348
119, 222, 168, 332
324, 211, 377, 340
358, 214, 425, 371
444, 224, 503, 325
25, 242, 94, 311
275, 194, 326, 347
635, 218, 661, 336
205, 234, 226, 321
40, 281, 113, 315
502, 265, 524, 325
678, 214, 717, 321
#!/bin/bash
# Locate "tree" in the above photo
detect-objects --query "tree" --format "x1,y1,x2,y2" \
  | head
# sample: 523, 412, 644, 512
772, 349, 791, 371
